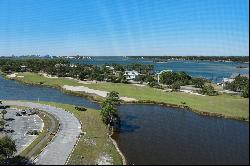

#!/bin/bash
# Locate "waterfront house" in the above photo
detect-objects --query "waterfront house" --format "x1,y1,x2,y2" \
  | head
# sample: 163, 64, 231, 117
20, 65, 27, 72
105, 65, 114, 70
221, 78, 235, 87
242, 74, 249, 79
124, 70, 139, 80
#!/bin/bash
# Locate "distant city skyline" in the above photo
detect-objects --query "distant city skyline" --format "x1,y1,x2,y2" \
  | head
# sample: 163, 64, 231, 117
0, 0, 249, 57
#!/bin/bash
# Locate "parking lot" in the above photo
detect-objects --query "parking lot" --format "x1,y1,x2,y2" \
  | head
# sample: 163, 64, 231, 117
4, 101, 82, 165
3, 108, 43, 155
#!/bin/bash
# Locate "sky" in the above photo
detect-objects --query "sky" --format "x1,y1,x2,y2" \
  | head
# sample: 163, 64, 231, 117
0, 0, 249, 56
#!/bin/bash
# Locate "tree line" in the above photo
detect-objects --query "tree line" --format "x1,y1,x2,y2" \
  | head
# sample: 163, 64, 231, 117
131, 56, 249, 63
0, 58, 154, 83
225, 75, 249, 98
0, 58, 248, 97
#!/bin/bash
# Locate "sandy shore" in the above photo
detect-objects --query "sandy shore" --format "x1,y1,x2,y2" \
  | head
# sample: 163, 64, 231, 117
6, 73, 18, 78
180, 90, 206, 96
62, 85, 137, 102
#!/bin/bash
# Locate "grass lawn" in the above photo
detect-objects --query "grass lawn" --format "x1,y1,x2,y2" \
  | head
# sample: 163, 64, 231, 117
84, 82, 249, 119
15, 72, 82, 87
37, 101, 122, 165
13, 72, 249, 120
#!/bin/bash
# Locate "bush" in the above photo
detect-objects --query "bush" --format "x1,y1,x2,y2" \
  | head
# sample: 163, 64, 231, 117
148, 80, 157, 87
199, 85, 218, 96
75, 106, 87, 111
192, 77, 206, 88
27, 130, 39, 135
160, 71, 191, 85
225, 75, 249, 92
241, 84, 249, 98
148, 80, 164, 89
171, 81, 181, 91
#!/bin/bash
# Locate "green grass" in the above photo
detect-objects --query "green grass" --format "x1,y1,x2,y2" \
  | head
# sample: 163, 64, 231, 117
37, 101, 123, 165
12, 72, 249, 120
84, 83, 249, 120
16, 72, 82, 87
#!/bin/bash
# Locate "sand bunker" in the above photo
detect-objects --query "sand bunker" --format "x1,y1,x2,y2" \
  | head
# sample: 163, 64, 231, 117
6, 73, 18, 78
62, 85, 137, 102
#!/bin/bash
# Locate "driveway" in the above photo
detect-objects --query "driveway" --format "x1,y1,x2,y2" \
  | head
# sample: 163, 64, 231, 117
4, 101, 82, 165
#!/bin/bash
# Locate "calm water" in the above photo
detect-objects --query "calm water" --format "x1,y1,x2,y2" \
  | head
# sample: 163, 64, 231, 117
115, 104, 249, 165
0, 76, 100, 109
0, 75, 249, 164
71, 57, 249, 83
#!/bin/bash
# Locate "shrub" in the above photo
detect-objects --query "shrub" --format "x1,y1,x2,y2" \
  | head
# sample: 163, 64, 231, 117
75, 106, 87, 111
148, 80, 157, 87
27, 130, 39, 135
199, 85, 218, 96
192, 77, 206, 88
171, 81, 181, 91
241, 84, 249, 98
160, 71, 191, 85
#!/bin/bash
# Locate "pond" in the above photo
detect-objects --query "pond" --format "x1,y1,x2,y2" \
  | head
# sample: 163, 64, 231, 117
0, 75, 248, 164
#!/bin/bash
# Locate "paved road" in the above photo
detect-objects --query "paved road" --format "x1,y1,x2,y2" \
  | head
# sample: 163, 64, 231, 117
4, 101, 82, 165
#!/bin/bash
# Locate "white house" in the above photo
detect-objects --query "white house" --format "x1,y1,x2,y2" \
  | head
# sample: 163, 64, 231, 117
124, 70, 139, 80
221, 77, 235, 87
105, 65, 114, 70
70, 64, 77, 68
20, 65, 27, 72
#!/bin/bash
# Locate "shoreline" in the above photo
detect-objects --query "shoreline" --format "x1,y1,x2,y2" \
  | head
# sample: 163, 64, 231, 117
109, 134, 127, 165
0, 74, 248, 165
3, 75, 248, 122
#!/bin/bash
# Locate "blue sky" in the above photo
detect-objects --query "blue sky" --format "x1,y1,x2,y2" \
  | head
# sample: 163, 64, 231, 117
0, 0, 249, 56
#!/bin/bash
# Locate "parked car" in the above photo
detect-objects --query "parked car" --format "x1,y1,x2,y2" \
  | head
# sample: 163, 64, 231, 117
28, 109, 37, 116
21, 110, 26, 115
16, 112, 22, 116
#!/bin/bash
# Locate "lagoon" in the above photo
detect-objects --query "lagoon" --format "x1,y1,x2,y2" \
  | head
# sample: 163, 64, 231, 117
0, 75, 249, 164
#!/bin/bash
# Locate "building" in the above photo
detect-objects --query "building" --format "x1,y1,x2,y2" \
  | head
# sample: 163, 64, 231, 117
105, 65, 114, 70
20, 65, 27, 72
221, 77, 235, 87
124, 70, 139, 80
242, 74, 249, 79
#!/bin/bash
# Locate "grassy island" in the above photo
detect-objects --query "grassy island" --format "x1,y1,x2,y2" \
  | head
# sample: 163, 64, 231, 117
5, 72, 249, 121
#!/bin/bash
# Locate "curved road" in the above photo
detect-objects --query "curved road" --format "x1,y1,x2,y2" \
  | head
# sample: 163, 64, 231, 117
4, 101, 82, 165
